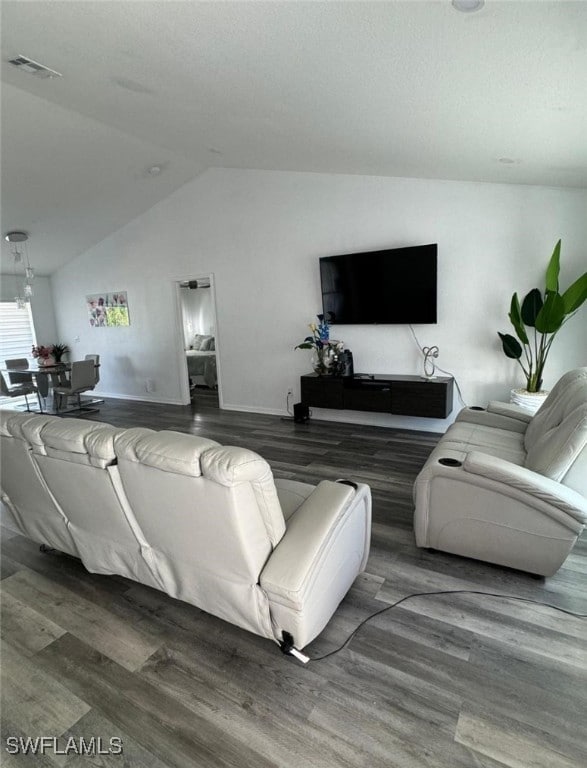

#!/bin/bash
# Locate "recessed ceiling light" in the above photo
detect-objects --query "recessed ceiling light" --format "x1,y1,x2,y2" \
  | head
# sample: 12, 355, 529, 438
147, 165, 162, 176
452, 0, 485, 12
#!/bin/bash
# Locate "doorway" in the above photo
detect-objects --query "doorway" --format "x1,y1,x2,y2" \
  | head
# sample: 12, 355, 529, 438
174, 275, 221, 410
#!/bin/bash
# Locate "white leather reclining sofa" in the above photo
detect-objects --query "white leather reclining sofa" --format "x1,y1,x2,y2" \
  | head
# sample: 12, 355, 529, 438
0, 410, 371, 651
414, 368, 587, 576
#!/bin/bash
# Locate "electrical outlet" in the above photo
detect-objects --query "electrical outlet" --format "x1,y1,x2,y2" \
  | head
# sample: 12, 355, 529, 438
287, 387, 294, 397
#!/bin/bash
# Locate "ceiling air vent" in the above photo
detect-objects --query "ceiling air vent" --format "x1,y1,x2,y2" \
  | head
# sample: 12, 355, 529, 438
8, 55, 62, 79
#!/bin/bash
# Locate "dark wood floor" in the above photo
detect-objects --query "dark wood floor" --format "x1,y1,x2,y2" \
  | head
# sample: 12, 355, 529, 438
2, 397, 586, 767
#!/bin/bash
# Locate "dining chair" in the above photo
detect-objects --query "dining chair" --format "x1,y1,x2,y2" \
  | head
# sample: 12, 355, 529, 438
52, 359, 97, 412
0, 371, 41, 412
4, 358, 32, 385
84, 354, 100, 388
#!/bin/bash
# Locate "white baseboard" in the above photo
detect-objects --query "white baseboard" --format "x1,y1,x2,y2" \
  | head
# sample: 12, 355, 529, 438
94, 391, 185, 406
221, 403, 287, 417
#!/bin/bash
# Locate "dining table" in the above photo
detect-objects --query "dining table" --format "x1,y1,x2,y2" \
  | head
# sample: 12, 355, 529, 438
2, 361, 101, 414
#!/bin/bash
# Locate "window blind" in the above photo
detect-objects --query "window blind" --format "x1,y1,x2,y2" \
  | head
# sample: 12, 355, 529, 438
0, 302, 36, 406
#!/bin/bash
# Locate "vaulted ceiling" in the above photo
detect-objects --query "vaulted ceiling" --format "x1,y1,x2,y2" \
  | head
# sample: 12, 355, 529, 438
2, 1, 586, 275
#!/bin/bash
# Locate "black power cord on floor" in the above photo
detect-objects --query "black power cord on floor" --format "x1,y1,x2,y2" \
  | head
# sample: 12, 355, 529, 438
306, 589, 587, 663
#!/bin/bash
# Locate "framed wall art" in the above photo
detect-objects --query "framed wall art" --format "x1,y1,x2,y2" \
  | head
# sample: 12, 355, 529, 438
86, 291, 130, 327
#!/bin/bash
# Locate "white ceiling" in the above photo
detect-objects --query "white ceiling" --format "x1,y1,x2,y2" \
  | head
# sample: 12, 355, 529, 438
1, 0, 586, 275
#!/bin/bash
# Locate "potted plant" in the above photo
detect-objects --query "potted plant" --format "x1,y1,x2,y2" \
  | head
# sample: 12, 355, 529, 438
498, 240, 587, 405
51, 343, 70, 364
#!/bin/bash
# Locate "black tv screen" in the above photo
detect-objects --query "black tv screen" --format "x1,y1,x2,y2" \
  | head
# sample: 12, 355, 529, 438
319, 244, 437, 324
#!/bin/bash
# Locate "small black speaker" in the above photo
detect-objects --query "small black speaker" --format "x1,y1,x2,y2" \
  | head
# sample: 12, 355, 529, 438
342, 350, 354, 377
293, 402, 310, 423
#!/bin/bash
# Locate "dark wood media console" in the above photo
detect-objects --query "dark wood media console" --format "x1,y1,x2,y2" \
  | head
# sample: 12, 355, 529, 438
300, 373, 454, 419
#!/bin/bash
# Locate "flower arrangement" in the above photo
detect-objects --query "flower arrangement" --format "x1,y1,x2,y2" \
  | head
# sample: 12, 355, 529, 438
295, 314, 331, 352
31, 343, 70, 364
295, 314, 342, 375
31, 344, 53, 360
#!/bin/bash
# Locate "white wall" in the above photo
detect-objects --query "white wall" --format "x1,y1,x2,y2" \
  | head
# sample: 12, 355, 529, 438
0, 275, 58, 345
51, 168, 587, 429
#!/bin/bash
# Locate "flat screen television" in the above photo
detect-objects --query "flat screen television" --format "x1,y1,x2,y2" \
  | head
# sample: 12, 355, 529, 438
319, 243, 437, 324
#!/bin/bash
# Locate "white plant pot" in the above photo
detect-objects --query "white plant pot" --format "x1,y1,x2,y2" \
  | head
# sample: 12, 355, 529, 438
510, 388, 549, 414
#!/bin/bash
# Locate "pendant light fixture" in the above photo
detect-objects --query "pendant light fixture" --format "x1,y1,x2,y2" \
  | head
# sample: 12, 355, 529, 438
4, 231, 35, 308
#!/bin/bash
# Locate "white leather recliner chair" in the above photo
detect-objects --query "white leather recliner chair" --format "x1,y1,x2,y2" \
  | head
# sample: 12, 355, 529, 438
23, 416, 162, 588
0, 410, 371, 651
0, 412, 79, 556
413, 368, 587, 576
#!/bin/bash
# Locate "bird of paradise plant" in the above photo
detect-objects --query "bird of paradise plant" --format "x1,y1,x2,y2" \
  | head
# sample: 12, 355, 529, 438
498, 240, 587, 392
